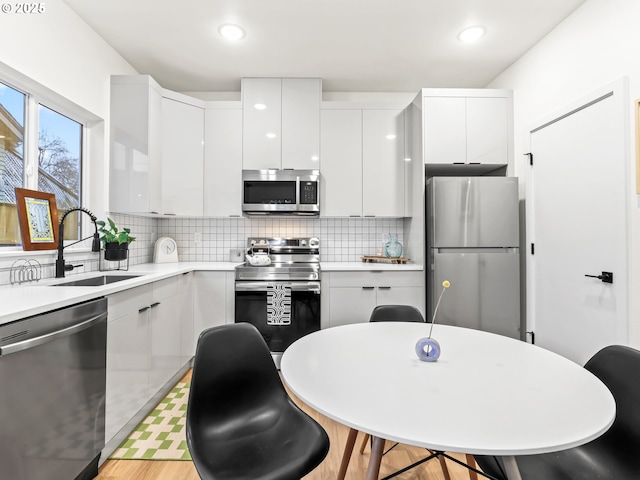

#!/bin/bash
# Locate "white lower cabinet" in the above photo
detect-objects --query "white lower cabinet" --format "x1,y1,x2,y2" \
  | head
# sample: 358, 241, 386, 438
105, 275, 186, 445
178, 272, 195, 366
193, 271, 234, 352
148, 277, 180, 399
324, 271, 425, 328
106, 284, 153, 444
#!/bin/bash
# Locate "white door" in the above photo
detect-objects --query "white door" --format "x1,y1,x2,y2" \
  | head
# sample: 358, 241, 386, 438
528, 80, 628, 365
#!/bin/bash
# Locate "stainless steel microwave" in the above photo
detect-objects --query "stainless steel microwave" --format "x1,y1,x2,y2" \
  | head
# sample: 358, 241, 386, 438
242, 169, 320, 215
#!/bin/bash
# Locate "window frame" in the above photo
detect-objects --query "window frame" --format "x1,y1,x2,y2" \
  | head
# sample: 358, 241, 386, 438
0, 69, 94, 254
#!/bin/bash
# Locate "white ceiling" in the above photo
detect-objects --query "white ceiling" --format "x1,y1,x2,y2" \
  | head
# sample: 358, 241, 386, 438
63, 0, 586, 93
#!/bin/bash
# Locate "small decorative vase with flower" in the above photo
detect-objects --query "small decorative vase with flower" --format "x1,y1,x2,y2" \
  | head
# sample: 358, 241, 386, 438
415, 280, 450, 362
384, 233, 403, 258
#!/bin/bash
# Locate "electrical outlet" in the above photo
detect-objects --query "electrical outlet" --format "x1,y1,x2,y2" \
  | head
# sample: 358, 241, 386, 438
193, 232, 202, 244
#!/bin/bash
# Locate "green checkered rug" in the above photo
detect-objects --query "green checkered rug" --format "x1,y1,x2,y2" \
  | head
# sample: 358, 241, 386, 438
110, 382, 192, 461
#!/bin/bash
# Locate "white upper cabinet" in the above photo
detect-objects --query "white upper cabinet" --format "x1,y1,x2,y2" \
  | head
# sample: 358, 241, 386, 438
242, 77, 321, 170
242, 78, 281, 170
362, 109, 405, 217
281, 78, 321, 169
204, 107, 243, 217
423, 97, 466, 164
466, 96, 509, 164
161, 96, 204, 216
110, 75, 163, 214
110, 75, 206, 216
320, 109, 362, 217
321, 108, 405, 217
422, 89, 512, 166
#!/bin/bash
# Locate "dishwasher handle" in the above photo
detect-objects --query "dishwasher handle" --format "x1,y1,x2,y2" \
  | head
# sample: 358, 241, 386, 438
0, 312, 107, 357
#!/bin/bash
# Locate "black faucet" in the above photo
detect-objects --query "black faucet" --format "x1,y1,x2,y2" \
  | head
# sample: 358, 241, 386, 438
55, 207, 101, 278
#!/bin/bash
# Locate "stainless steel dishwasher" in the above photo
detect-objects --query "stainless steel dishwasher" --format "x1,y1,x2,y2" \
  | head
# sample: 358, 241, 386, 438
0, 297, 107, 480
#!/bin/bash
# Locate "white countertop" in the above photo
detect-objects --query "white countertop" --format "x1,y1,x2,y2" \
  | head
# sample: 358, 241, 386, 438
0, 262, 237, 326
0, 261, 423, 326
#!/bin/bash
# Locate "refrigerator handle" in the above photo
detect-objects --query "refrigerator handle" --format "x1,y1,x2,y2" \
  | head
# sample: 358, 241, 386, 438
433, 247, 519, 254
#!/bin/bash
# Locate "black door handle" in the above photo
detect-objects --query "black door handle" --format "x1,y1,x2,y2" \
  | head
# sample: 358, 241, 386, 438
585, 272, 613, 284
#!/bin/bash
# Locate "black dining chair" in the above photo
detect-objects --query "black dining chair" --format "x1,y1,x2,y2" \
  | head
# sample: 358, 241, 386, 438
474, 345, 640, 480
368, 304, 425, 323
186, 323, 330, 480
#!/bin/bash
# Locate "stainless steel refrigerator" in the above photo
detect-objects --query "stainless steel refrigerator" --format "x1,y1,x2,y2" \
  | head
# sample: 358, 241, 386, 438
426, 176, 520, 339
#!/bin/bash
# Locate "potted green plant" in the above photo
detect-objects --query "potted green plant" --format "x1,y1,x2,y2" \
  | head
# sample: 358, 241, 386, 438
96, 217, 136, 261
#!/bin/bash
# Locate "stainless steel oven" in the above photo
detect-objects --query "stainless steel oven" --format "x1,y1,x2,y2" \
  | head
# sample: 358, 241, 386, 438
235, 237, 321, 367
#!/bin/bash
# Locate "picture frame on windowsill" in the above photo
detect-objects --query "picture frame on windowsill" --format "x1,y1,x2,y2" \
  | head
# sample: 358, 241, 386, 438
15, 188, 59, 251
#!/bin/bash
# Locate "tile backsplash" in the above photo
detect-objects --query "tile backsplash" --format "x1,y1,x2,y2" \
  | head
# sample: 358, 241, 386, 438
0, 214, 406, 285
157, 216, 405, 262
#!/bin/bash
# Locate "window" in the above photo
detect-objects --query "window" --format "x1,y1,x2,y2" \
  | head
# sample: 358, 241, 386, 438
0, 82, 26, 246
38, 106, 82, 241
0, 80, 85, 247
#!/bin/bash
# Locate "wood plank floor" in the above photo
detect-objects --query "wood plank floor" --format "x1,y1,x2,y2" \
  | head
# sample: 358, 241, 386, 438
97, 370, 483, 480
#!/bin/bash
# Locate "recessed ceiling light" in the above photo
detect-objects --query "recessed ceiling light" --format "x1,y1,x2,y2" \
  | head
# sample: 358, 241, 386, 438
311, 156, 319, 161
386, 134, 397, 140
266, 133, 276, 139
219, 23, 246, 41
254, 103, 266, 110
458, 25, 486, 43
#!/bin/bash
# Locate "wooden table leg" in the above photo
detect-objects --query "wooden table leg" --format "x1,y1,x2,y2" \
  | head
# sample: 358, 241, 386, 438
365, 436, 385, 480
359, 433, 371, 454
337, 427, 359, 480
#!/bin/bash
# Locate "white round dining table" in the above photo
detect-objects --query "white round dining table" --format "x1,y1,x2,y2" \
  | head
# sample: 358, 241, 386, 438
280, 322, 615, 480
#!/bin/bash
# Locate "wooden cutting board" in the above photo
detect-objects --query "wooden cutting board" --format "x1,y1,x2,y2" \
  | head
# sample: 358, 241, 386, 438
361, 256, 410, 264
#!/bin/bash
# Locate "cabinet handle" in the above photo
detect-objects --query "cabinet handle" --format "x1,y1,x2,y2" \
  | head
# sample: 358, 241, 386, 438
150, 302, 161, 308
378, 286, 391, 290
138, 306, 150, 313
362, 286, 375, 290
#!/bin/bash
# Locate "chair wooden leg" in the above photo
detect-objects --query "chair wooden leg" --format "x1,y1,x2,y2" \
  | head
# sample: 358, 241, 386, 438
466, 454, 478, 480
365, 436, 385, 480
337, 427, 359, 480
437, 453, 451, 480
359, 433, 371, 454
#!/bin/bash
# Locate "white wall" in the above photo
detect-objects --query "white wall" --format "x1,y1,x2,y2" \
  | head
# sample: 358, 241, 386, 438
0, 0, 137, 217
488, 0, 640, 347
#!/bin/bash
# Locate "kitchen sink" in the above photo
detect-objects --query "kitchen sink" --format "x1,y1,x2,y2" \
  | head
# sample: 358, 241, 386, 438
53, 274, 141, 286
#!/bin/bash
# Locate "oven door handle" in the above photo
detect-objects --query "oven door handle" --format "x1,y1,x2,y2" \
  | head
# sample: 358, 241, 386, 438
235, 281, 321, 293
